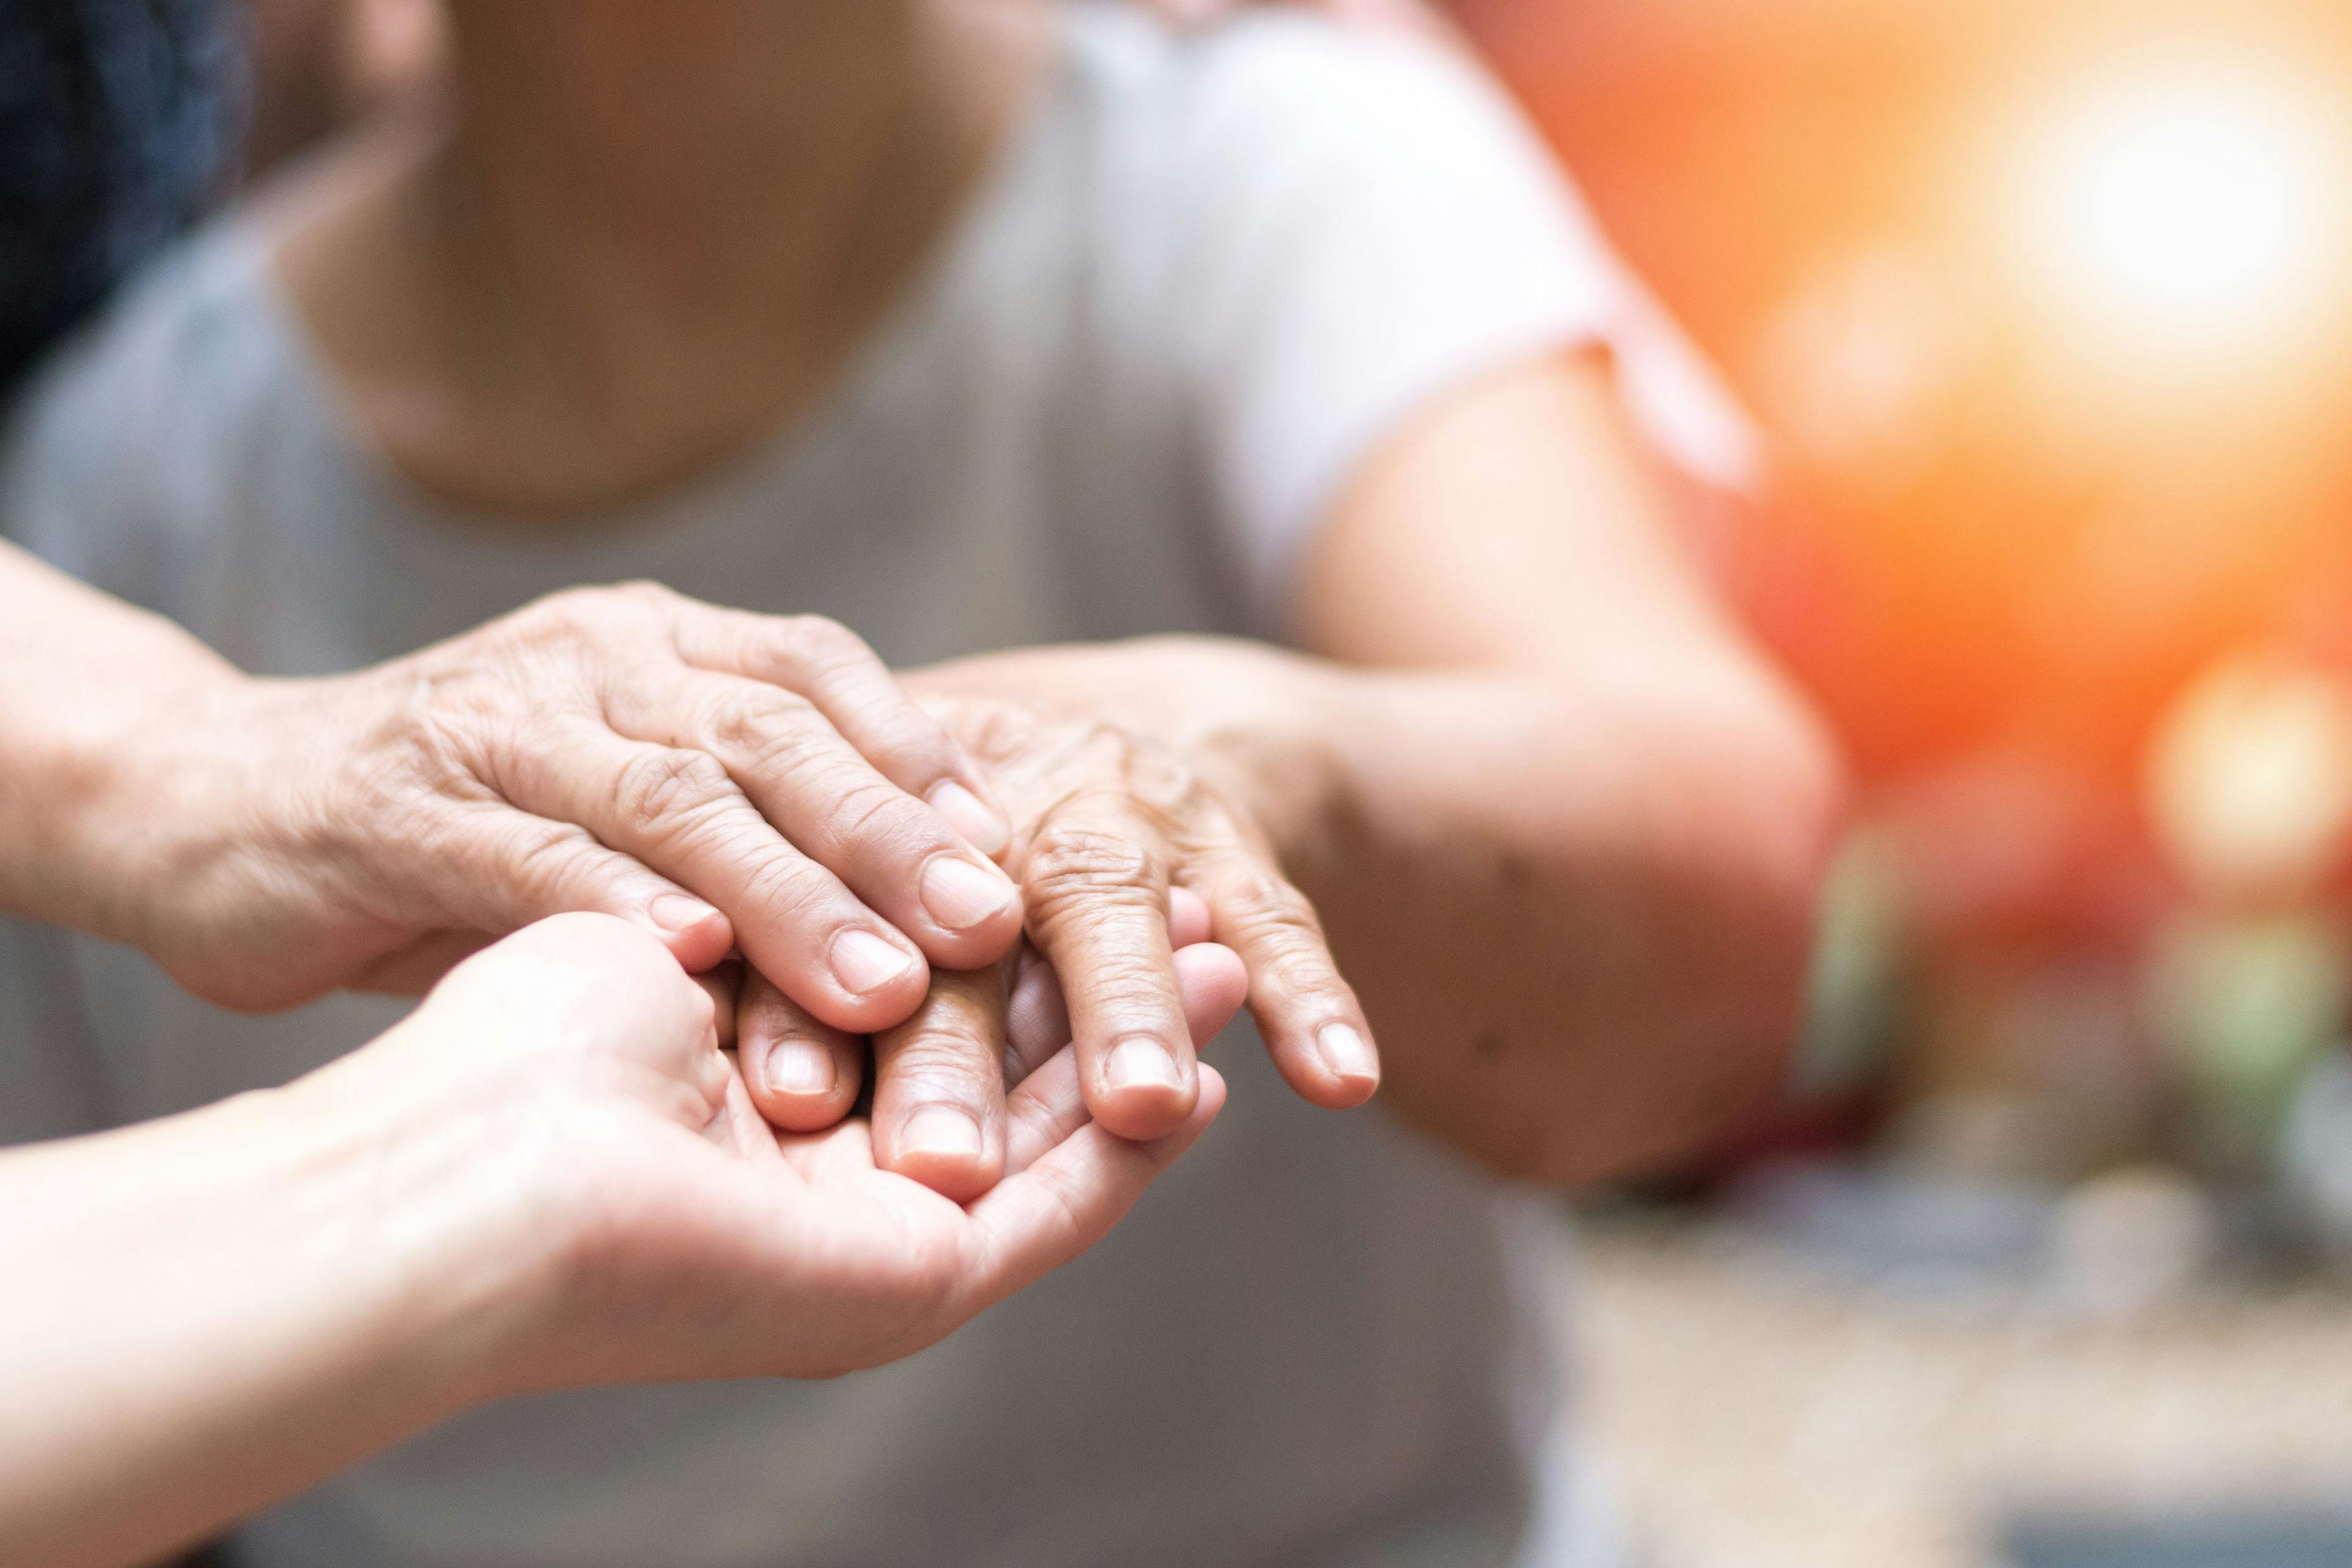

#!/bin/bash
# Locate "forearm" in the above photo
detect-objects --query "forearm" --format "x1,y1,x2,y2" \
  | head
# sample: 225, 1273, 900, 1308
0, 540, 246, 940
1284, 653, 1835, 1182
921, 634, 1839, 1185
0, 1066, 526, 1568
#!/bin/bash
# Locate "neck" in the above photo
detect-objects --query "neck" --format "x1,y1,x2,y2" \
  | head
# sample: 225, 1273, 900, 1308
443, 4, 932, 315
438, 1, 1022, 380
279, 1, 1045, 514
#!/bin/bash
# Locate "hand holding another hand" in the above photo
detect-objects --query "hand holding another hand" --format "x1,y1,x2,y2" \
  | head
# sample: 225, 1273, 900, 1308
0, 911, 1224, 1568
776, 668, 1382, 1185
81, 583, 1023, 1029
311, 914, 1223, 1390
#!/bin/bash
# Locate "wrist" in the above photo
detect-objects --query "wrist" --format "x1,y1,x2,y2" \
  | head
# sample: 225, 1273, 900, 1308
0, 1072, 532, 1566
911, 636, 1359, 865
1152, 639, 1357, 868
256, 1048, 564, 1416
0, 639, 252, 944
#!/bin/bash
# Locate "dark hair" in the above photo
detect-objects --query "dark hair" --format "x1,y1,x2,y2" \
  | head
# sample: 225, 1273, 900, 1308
0, 0, 248, 391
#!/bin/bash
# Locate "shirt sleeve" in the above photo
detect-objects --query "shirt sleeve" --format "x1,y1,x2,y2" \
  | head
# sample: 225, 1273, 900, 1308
1163, 17, 1754, 628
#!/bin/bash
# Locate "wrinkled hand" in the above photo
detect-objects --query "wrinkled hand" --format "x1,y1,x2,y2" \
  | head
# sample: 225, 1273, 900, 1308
729, 886, 1251, 1200
312, 914, 1221, 1389
105, 583, 1022, 1027
813, 693, 1380, 1148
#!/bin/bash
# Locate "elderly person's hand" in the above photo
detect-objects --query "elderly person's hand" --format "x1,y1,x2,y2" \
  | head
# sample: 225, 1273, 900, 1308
0, 912, 1221, 1568
758, 660, 1382, 1156
33, 578, 1023, 1033
944, 690, 1381, 1142
733, 886, 1252, 1199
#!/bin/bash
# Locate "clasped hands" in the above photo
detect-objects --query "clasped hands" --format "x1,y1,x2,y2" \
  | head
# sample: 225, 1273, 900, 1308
88, 586, 1379, 1386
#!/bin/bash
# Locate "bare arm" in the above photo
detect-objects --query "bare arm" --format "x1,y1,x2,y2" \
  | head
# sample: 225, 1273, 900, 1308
0, 914, 1219, 1568
0, 539, 242, 940
0, 540, 1024, 1030
1279, 353, 1842, 1180
919, 354, 1843, 1185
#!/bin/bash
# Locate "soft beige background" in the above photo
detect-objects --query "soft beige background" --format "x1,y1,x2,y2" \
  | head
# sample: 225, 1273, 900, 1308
1561, 1215, 2352, 1568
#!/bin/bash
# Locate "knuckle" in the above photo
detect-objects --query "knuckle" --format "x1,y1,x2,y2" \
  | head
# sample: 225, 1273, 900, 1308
731, 720, 917, 852
733, 853, 838, 928
385, 791, 472, 872
782, 613, 872, 669
699, 687, 814, 762
953, 698, 1046, 766
862, 707, 958, 777
1225, 908, 1336, 991
517, 587, 609, 643
609, 747, 736, 836
1026, 821, 1158, 897
887, 1041, 999, 1098
820, 775, 929, 851
1084, 969, 1185, 1021
1209, 866, 1341, 985
612, 579, 676, 607
499, 817, 595, 894
1134, 751, 1205, 813
1251, 941, 1344, 1004
379, 693, 492, 798
518, 582, 674, 654
1218, 863, 1324, 938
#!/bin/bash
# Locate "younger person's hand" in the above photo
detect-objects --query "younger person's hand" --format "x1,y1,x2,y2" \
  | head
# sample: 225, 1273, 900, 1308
311, 914, 1223, 1389
0, 913, 1217, 1568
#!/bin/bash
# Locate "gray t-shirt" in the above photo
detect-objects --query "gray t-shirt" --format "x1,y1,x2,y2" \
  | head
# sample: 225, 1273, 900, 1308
1, 9, 1680, 1565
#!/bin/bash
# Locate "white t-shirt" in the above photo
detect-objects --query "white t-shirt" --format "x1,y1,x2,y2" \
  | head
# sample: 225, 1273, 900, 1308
1, 9, 1703, 1564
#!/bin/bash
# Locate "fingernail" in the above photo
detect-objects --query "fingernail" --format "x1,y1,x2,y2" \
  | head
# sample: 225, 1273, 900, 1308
920, 855, 1017, 932
764, 1041, 836, 1098
1105, 1036, 1183, 1093
902, 1104, 984, 1159
1316, 1022, 1379, 1086
930, 780, 1010, 856
649, 892, 719, 933
830, 929, 918, 995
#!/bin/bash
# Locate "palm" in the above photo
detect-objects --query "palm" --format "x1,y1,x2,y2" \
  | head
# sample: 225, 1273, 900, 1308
377, 915, 1221, 1395
539, 1030, 1218, 1386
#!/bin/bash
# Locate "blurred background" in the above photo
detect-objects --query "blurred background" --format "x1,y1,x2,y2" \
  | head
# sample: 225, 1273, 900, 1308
239, 2, 2352, 1563
1461, 2, 2352, 1564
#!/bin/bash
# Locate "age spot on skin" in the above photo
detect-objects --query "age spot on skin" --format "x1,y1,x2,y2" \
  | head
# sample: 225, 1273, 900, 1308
1493, 850, 1534, 899
1471, 1027, 1507, 1061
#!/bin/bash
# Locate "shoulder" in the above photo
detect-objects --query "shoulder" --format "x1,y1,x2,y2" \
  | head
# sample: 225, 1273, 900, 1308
1053, 12, 1632, 622
1063, 9, 1581, 233
1065, 7, 1523, 135
1054, 7, 1624, 398
1183, 13, 1532, 143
